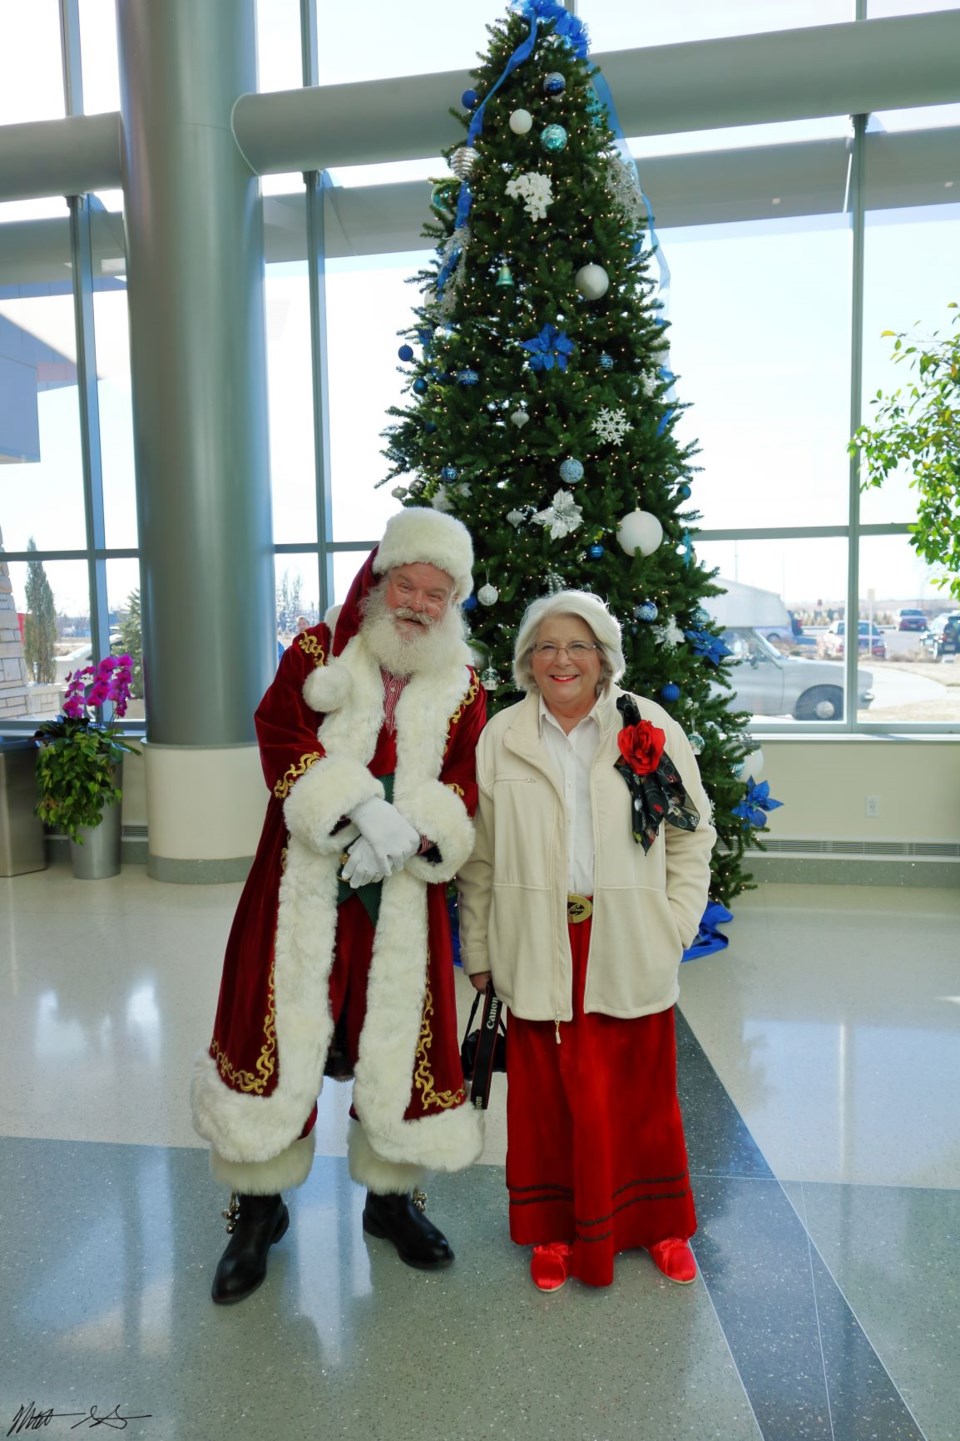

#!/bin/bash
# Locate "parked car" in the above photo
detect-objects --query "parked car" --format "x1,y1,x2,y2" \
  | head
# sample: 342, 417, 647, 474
896, 608, 928, 632
816, 620, 886, 660
922, 613, 960, 660
719, 628, 874, 721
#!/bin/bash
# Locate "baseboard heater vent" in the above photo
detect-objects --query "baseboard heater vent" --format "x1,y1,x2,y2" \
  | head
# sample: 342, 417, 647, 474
746, 838, 960, 860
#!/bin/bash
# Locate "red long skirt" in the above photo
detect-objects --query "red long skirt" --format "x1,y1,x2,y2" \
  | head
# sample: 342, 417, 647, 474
505, 917, 696, 1288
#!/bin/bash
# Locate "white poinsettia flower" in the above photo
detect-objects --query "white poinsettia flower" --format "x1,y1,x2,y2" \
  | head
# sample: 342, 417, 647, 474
533, 489, 583, 540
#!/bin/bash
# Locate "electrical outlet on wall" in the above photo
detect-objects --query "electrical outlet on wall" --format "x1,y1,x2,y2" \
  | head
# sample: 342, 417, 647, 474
865, 796, 881, 818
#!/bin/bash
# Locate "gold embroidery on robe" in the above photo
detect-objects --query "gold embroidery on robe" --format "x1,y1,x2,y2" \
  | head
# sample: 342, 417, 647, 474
296, 634, 326, 666
445, 782, 465, 798
445, 670, 479, 734
211, 963, 278, 1094
413, 983, 466, 1110
273, 750, 322, 799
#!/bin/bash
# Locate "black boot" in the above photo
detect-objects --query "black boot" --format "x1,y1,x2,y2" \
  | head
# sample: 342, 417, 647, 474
211, 1192, 289, 1305
362, 1189, 454, 1269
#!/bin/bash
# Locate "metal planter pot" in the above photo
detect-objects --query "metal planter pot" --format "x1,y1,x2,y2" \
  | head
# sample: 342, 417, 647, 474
70, 793, 122, 881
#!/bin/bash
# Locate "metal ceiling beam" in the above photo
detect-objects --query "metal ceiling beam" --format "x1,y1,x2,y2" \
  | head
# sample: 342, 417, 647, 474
1, 11, 958, 202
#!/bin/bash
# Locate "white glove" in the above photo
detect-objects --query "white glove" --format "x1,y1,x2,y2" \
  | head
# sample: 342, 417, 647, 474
341, 837, 386, 889
349, 795, 420, 875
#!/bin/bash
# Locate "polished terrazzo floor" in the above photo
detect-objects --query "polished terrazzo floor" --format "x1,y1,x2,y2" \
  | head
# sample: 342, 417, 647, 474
1, 869, 958, 1441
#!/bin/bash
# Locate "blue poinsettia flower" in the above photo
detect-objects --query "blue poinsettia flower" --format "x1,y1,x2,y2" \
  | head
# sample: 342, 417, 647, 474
515, 0, 590, 57
685, 628, 733, 667
521, 323, 575, 372
732, 778, 784, 829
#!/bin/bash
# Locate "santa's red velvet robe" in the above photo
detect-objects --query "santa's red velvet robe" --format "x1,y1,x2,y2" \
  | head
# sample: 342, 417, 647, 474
191, 622, 486, 1194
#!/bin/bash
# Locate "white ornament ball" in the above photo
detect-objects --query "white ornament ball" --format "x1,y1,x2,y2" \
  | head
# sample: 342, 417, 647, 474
509, 109, 533, 135
575, 263, 610, 300
478, 583, 499, 607
616, 509, 664, 557
510, 408, 530, 428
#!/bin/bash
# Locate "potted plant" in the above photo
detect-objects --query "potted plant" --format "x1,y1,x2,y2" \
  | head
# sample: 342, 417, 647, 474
35, 654, 141, 878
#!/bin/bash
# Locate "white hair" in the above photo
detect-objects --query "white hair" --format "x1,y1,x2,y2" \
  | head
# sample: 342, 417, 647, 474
512, 590, 626, 694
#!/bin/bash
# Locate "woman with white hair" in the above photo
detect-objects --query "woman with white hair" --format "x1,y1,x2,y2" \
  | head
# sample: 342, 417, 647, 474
457, 590, 716, 1291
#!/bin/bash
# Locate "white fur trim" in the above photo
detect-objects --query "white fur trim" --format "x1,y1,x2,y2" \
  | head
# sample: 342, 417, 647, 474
191, 838, 341, 1161
303, 660, 352, 714
283, 754, 382, 854
372, 508, 474, 600
401, 780, 474, 883
211, 1133, 316, 1194
193, 632, 483, 1177
351, 866, 485, 1172
348, 1124, 425, 1194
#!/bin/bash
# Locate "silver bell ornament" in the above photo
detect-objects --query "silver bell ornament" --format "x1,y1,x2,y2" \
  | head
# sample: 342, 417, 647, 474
449, 145, 477, 179
510, 407, 530, 428
477, 583, 499, 607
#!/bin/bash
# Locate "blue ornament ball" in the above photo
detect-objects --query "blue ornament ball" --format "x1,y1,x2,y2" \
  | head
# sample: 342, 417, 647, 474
397, 343, 414, 362
457, 369, 480, 386
424, 421, 437, 434
599, 352, 615, 370
660, 682, 681, 703
559, 457, 584, 484
587, 544, 605, 559
636, 601, 659, 622
462, 594, 478, 612
441, 465, 459, 481
543, 72, 566, 97
693, 606, 710, 626
461, 88, 479, 110
678, 484, 692, 499
540, 124, 568, 153
412, 378, 428, 395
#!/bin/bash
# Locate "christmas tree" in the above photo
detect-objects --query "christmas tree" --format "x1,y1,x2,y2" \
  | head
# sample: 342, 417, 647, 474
381, 0, 772, 905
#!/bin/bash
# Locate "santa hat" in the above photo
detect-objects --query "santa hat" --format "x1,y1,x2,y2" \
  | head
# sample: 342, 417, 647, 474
372, 508, 473, 602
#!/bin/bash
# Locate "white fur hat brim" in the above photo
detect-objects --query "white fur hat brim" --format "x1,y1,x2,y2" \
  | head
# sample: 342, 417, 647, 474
372, 508, 474, 601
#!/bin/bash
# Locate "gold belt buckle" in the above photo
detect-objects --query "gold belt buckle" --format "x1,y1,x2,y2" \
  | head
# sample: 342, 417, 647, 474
567, 893, 593, 923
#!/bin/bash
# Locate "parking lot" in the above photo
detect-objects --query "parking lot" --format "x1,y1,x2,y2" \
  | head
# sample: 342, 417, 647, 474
801, 627, 960, 722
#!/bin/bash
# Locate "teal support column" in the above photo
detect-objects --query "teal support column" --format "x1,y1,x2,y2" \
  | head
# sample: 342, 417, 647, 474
117, 0, 274, 879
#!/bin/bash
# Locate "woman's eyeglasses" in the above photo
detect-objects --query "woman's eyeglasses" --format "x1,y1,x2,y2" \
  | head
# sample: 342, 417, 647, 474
531, 642, 601, 659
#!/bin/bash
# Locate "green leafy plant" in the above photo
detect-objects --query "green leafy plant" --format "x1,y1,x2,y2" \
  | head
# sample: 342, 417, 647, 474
35, 655, 141, 843
851, 303, 960, 601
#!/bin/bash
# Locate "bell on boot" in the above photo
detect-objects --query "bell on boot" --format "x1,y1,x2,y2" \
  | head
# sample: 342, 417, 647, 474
362, 1188, 454, 1270
211, 1192, 289, 1305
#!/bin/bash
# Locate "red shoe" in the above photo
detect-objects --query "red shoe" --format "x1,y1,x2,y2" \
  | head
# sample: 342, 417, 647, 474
530, 1242, 573, 1292
648, 1237, 697, 1285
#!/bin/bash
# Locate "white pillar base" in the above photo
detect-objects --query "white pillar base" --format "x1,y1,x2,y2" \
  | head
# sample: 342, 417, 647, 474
144, 742, 266, 883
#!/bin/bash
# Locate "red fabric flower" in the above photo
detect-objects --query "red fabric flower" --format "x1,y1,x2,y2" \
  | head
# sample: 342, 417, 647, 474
617, 720, 666, 776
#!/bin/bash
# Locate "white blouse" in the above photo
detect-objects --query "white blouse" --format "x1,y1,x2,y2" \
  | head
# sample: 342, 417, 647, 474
537, 694, 602, 896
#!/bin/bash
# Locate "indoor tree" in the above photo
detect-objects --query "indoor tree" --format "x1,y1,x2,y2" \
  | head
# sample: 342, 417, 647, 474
380, 0, 773, 904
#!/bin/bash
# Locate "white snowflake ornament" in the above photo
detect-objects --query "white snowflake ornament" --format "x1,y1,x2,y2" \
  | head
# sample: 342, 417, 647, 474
592, 406, 633, 446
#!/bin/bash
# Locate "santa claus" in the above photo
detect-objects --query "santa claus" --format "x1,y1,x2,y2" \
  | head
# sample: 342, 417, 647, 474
192, 508, 485, 1304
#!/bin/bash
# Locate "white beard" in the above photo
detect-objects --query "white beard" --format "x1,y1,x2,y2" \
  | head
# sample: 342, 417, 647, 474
360, 584, 471, 678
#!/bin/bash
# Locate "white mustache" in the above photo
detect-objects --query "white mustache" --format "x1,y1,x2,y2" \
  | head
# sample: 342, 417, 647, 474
392, 606, 434, 627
